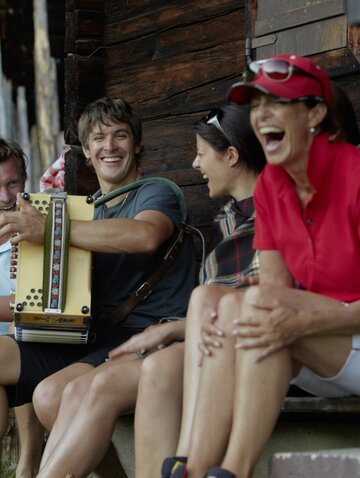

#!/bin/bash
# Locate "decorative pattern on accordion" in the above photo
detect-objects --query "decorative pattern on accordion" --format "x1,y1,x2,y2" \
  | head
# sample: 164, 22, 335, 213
12, 192, 94, 344
48, 198, 67, 310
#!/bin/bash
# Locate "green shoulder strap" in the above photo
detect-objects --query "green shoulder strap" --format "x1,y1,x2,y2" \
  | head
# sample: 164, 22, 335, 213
92, 177, 187, 224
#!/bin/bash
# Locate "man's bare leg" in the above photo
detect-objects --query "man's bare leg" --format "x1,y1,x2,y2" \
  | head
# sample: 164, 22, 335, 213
36, 358, 143, 478
15, 404, 44, 478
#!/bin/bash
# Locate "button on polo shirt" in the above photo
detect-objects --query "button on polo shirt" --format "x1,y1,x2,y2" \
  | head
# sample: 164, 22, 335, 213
254, 133, 360, 303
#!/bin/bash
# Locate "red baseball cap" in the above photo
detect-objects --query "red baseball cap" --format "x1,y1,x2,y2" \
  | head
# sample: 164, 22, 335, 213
228, 53, 332, 105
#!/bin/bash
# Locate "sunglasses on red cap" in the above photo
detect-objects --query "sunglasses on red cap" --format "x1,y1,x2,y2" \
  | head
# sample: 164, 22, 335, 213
247, 58, 318, 83
202, 109, 232, 144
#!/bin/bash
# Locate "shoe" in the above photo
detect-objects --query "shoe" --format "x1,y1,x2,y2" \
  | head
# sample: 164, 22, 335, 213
161, 456, 187, 478
170, 462, 186, 478
206, 467, 236, 478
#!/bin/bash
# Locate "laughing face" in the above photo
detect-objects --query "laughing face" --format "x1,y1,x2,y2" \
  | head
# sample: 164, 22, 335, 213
83, 121, 140, 193
249, 94, 325, 170
193, 134, 232, 198
0, 156, 25, 215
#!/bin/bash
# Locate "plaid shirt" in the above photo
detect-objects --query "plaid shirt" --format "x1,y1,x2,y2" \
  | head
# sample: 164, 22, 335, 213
199, 197, 258, 288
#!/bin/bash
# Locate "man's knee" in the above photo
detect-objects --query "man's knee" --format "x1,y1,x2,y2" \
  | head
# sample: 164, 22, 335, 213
0, 336, 21, 384
33, 376, 65, 428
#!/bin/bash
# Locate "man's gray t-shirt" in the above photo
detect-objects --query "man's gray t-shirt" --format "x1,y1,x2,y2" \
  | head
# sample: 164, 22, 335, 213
92, 180, 196, 329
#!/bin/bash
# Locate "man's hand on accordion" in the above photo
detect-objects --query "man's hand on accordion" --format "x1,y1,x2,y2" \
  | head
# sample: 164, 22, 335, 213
0, 193, 45, 245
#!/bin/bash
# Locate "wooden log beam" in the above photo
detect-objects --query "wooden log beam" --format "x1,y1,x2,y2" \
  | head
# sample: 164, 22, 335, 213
33, 0, 56, 171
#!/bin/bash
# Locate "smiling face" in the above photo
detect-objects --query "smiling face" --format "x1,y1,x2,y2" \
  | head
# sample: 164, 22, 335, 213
249, 94, 327, 171
0, 156, 25, 214
82, 121, 140, 193
193, 134, 234, 199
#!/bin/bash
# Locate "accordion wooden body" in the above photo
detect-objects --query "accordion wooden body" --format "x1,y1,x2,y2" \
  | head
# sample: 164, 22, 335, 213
11, 192, 93, 344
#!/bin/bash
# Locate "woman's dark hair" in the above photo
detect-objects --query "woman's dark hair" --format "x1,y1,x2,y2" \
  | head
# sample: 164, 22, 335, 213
303, 83, 360, 143
194, 104, 266, 174
329, 82, 360, 145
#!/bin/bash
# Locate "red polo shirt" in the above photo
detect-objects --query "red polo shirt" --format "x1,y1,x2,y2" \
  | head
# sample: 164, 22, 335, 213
253, 133, 360, 302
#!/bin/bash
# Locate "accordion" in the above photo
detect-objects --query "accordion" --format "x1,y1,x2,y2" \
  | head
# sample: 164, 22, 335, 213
10, 192, 93, 344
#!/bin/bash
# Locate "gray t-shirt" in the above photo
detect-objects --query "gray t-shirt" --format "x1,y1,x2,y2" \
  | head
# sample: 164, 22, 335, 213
92, 180, 196, 328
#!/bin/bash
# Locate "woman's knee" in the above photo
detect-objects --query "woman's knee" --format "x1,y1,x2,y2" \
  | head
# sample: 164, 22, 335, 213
139, 348, 183, 396
187, 285, 213, 311
187, 285, 224, 328
216, 290, 247, 326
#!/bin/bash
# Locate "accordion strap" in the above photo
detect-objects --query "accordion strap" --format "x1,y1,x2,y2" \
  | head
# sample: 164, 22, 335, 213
103, 226, 186, 324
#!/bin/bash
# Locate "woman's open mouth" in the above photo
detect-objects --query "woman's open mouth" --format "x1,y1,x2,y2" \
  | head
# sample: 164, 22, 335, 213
260, 126, 285, 153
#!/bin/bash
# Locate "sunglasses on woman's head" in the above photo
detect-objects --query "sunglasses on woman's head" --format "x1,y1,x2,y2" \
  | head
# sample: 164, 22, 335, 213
202, 109, 232, 144
247, 58, 317, 83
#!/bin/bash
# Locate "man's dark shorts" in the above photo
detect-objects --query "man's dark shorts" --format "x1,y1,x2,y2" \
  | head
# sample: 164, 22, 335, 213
6, 324, 143, 407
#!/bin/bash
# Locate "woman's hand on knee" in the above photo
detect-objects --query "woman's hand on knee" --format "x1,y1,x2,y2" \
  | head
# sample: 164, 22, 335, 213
232, 305, 309, 362
197, 321, 226, 364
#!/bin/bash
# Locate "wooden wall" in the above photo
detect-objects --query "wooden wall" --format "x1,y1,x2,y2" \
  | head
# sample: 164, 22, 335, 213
64, 0, 360, 244
64, 0, 246, 242
246, 0, 360, 124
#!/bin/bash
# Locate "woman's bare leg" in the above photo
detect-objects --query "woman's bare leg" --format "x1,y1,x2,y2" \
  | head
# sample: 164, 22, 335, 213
185, 294, 240, 478
37, 356, 143, 478
135, 344, 184, 478
176, 285, 235, 456
180, 291, 292, 478
212, 287, 352, 478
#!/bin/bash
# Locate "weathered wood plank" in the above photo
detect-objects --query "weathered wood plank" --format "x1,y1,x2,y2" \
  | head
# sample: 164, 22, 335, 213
283, 397, 360, 414
255, 15, 347, 60
311, 48, 360, 77
104, 0, 242, 43
182, 184, 223, 228
66, 0, 103, 11
64, 147, 99, 195
106, 41, 245, 118
65, 9, 104, 54
64, 55, 105, 144
255, 0, 345, 36
105, 9, 244, 67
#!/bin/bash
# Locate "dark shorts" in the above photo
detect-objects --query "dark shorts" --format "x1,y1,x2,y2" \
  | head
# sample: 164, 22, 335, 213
6, 323, 143, 407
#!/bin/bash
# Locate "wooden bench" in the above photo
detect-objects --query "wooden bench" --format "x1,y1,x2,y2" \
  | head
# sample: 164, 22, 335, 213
111, 396, 360, 478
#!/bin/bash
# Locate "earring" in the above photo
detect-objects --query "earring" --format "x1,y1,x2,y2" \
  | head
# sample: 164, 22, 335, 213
309, 127, 316, 134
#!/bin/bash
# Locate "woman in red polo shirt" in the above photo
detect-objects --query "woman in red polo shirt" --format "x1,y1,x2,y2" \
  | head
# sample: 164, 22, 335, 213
166, 54, 360, 478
